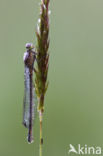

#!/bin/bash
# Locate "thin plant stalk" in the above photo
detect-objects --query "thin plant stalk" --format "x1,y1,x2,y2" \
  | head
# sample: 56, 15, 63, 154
39, 111, 43, 156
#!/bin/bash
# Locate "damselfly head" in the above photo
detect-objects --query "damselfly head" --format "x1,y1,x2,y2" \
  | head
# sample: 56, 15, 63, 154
25, 43, 34, 50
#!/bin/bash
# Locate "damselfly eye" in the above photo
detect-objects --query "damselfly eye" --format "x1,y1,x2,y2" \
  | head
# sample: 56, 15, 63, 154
25, 43, 34, 50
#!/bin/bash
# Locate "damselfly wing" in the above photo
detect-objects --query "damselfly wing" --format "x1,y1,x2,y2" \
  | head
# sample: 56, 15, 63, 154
23, 66, 36, 126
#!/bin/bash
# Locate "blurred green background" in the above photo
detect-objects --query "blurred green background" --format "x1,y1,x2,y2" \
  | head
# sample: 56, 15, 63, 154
0, 0, 103, 156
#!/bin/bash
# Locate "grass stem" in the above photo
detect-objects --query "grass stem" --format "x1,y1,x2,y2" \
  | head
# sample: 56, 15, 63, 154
39, 110, 43, 156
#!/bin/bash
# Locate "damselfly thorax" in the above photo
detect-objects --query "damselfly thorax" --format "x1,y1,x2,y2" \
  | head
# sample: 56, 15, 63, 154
24, 51, 36, 69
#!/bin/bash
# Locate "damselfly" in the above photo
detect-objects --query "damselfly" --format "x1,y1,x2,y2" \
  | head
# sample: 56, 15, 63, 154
23, 43, 37, 143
